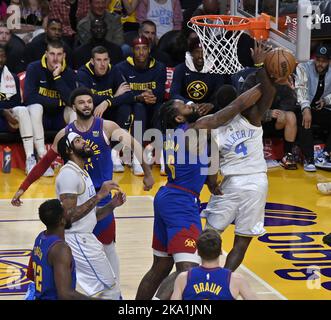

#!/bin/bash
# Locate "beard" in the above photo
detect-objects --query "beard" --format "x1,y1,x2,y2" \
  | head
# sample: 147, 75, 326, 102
64, 221, 72, 229
73, 145, 94, 159
186, 111, 201, 123
76, 108, 93, 120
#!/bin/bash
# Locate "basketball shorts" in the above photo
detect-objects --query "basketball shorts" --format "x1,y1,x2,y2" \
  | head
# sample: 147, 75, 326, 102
152, 186, 202, 264
202, 172, 268, 236
65, 232, 121, 299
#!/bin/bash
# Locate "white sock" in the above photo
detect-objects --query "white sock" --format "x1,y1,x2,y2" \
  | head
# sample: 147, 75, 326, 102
11, 106, 34, 158
132, 153, 142, 166
111, 149, 122, 165
22, 137, 34, 158
28, 104, 46, 158
103, 242, 120, 284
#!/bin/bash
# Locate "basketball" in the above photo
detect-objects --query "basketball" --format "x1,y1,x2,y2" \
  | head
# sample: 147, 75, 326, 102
264, 48, 297, 81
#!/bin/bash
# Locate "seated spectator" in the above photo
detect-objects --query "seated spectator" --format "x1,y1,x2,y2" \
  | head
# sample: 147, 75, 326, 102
0, 45, 48, 175
262, 83, 298, 170
113, 36, 166, 174
124, 20, 170, 64
170, 37, 225, 107
77, 45, 131, 119
0, 21, 25, 74
295, 44, 331, 172
76, 45, 131, 171
108, 0, 140, 32
49, 0, 90, 47
232, 66, 298, 169
24, 40, 77, 177
73, 18, 123, 70
137, 20, 170, 65
24, 19, 73, 67
77, 0, 124, 47
11, 0, 49, 43
136, 0, 183, 39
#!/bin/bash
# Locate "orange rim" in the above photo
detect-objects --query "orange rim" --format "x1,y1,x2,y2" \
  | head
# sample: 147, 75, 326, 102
189, 14, 270, 31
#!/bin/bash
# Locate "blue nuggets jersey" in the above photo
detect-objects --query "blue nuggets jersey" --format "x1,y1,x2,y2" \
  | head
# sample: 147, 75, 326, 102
66, 117, 115, 244
32, 231, 76, 300
66, 117, 113, 191
163, 123, 208, 195
182, 266, 235, 300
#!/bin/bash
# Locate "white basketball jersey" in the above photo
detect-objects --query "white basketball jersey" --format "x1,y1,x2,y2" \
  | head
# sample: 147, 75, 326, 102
212, 114, 267, 176
56, 161, 97, 233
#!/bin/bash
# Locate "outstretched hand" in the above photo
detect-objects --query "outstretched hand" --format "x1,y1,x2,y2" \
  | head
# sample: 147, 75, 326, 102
97, 180, 120, 200
143, 174, 154, 191
111, 191, 126, 208
250, 40, 273, 65
11, 189, 24, 207
196, 103, 214, 116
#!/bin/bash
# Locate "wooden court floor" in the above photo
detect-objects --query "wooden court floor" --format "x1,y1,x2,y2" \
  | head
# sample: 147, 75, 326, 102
0, 164, 331, 300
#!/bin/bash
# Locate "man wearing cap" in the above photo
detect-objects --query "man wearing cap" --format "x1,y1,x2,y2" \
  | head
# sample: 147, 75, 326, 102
112, 35, 167, 174
170, 37, 225, 111
56, 131, 125, 299
295, 44, 331, 171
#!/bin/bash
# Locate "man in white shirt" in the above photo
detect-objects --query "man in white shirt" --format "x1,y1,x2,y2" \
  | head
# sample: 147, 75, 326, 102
56, 132, 126, 299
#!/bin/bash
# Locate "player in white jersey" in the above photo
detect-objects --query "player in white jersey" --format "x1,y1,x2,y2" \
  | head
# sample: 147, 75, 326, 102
56, 132, 126, 299
202, 42, 277, 271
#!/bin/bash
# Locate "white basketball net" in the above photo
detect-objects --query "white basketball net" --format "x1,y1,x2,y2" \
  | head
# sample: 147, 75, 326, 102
189, 17, 248, 74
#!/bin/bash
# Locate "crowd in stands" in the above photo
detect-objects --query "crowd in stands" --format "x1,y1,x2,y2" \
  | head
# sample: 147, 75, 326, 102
0, 0, 331, 176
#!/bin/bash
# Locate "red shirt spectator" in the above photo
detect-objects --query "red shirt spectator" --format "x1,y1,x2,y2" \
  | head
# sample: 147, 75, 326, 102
49, 0, 89, 38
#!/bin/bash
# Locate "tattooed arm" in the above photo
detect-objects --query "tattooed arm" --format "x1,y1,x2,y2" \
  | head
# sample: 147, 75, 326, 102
59, 193, 101, 223
56, 166, 120, 223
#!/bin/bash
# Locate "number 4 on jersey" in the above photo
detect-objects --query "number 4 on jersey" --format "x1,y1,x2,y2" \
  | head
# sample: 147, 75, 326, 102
235, 142, 248, 156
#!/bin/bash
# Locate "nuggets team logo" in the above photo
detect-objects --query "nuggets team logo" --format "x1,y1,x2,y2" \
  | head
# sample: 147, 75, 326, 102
0, 250, 31, 296
187, 81, 208, 100
92, 131, 99, 137
185, 238, 196, 248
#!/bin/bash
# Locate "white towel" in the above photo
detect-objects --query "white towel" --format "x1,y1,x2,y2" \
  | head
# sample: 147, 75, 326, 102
0, 66, 17, 99
185, 52, 212, 73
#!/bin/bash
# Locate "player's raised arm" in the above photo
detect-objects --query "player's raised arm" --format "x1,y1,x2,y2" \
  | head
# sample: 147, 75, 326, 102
104, 120, 154, 191
247, 41, 276, 124
193, 83, 262, 130
11, 129, 66, 207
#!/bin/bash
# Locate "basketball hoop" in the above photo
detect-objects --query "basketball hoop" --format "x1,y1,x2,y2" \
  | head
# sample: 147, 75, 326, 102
188, 14, 270, 74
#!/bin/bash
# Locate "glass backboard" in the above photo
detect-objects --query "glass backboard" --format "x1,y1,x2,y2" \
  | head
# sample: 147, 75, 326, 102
231, 0, 312, 61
